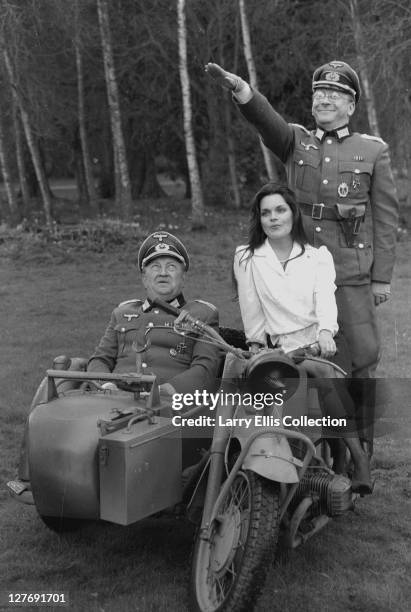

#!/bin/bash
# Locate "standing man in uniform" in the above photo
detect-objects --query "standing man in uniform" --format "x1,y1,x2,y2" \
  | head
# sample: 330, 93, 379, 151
206, 60, 399, 453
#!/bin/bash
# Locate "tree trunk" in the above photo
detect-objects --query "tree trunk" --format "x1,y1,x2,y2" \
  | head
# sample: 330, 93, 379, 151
238, 0, 276, 180
75, 1, 98, 216
223, 95, 241, 208
73, 133, 89, 214
2, 47, 54, 227
177, 0, 205, 229
12, 101, 30, 210
348, 0, 381, 137
96, 0, 132, 219
218, 8, 241, 209
0, 114, 19, 223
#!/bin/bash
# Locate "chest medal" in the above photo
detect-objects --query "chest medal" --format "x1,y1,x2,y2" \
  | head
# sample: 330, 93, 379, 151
170, 342, 187, 357
337, 182, 349, 198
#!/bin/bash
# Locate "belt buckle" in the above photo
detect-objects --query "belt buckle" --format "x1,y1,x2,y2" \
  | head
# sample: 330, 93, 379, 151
312, 203, 324, 220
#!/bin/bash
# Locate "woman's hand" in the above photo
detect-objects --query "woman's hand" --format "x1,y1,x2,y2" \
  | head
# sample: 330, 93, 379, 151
248, 343, 263, 355
318, 330, 336, 359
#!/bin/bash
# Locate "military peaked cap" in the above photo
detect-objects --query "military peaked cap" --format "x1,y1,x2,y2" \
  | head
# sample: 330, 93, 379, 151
312, 60, 361, 103
137, 231, 190, 270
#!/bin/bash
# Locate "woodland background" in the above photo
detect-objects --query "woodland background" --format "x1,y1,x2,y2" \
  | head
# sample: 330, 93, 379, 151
0, 0, 410, 233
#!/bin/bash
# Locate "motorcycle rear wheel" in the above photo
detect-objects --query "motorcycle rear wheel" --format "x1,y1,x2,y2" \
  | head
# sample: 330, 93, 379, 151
190, 470, 280, 612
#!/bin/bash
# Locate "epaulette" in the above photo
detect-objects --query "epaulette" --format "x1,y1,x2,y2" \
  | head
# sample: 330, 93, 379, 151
194, 299, 217, 312
117, 299, 143, 307
361, 133, 386, 145
289, 123, 311, 135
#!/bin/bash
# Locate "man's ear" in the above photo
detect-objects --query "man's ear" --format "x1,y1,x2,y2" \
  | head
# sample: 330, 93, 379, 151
347, 100, 356, 117
141, 269, 148, 289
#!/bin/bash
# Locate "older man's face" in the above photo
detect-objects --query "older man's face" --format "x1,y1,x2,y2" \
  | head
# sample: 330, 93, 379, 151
312, 88, 355, 130
142, 256, 186, 301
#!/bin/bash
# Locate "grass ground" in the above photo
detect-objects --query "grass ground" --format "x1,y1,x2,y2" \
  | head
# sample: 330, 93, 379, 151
0, 199, 410, 611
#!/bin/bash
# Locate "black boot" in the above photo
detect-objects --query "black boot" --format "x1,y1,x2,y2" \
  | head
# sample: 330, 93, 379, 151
351, 452, 373, 495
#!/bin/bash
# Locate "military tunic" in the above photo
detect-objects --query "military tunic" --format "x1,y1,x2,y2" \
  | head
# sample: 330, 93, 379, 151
87, 298, 221, 395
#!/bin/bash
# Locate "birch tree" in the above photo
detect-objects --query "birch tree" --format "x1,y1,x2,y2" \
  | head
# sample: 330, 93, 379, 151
0, 111, 18, 222
177, 0, 205, 229
96, 0, 132, 219
238, 0, 276, 180
218, 3, 241, 208
75, 0, 98, 216
2, 45, 54, 227
12, 99, 30, 209
348, 0, 381, 137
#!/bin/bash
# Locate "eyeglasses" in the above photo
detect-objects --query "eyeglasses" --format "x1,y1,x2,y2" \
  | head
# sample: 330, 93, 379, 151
312, 89, 349, 101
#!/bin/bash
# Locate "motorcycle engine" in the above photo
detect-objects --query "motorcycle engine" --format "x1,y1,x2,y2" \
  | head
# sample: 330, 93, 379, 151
294, 472, 353, 516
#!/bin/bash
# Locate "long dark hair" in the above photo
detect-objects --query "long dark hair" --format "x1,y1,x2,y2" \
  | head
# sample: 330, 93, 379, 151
246, 182, 308, 254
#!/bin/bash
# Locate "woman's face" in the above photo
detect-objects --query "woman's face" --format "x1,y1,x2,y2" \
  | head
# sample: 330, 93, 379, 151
260, 194, 293, 241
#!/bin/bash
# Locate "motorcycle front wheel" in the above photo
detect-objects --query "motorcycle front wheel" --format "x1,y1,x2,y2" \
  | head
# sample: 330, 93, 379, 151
190, 470, 280, 612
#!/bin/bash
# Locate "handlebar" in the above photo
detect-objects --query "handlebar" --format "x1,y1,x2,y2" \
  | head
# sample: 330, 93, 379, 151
151, 298, 248, 358
150, 298, 345, 374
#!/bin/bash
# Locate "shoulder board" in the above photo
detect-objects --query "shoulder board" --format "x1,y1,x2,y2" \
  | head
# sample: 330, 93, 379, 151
289, 123, 311, 135
117, 299, 143, 307
194, 299, 217, 312
361, 133, 386, 145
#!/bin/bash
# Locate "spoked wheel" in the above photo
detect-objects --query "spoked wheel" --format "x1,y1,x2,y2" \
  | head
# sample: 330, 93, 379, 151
190, 470, 280, 612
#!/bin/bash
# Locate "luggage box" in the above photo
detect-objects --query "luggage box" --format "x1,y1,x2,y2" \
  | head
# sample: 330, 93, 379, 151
99, 417, 182, 525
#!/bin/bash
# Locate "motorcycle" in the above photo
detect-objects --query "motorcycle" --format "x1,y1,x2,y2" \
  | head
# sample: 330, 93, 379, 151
8, 299, 359, 612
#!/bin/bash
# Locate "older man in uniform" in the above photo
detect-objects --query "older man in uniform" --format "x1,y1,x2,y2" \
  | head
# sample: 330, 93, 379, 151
87, 231, 220, 396
206, 60, 399, 453
9, 231, 220, 503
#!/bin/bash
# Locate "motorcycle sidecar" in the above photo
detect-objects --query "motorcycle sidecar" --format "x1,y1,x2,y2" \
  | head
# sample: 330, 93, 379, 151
21, 367, 210, 529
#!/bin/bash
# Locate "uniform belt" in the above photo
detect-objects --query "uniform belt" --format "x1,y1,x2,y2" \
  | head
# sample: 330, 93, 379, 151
300, 202, 339, 221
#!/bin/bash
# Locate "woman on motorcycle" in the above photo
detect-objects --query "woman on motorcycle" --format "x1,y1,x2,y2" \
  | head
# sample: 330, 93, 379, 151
233, 182, 372, 494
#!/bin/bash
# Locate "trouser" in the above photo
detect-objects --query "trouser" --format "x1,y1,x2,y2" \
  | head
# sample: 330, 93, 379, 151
335, 285, 380, 448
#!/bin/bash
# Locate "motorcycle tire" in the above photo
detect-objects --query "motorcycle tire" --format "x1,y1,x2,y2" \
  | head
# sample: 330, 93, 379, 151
39, 515, 86, 533
190, 470, 280, 612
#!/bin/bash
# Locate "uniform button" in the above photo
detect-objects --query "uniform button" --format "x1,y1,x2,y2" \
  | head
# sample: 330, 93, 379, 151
154, 309, 159, 314
121, 327, 126, 332
142, 362, 147, 368
327, 138, 332, 144
315, 226, 322, 233
354, 169, 360, 174
298, 159, 304, 166
322, 179, 329, 185
324, 157, 331, 162
148, 322, 154, 327
358, 243, 364, 249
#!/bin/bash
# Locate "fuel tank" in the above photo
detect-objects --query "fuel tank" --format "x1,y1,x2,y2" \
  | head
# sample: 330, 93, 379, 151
28, 392, 137, 519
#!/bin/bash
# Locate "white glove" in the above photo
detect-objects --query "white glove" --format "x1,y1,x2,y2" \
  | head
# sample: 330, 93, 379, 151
205, 62, 248, 94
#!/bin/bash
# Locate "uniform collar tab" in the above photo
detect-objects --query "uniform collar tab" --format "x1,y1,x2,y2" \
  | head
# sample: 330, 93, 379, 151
315, 125, 351, 141
142, 293, 186, 312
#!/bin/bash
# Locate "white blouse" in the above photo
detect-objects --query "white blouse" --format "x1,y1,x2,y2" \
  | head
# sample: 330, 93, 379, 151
233, 240, 338, 352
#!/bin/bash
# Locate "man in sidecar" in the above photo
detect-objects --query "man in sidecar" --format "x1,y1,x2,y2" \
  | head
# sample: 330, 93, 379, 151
8, 231, 221, 504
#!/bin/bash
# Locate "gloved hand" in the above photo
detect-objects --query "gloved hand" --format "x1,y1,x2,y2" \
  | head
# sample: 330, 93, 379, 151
205, 62, 248, 94
371, 282, 391, 306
